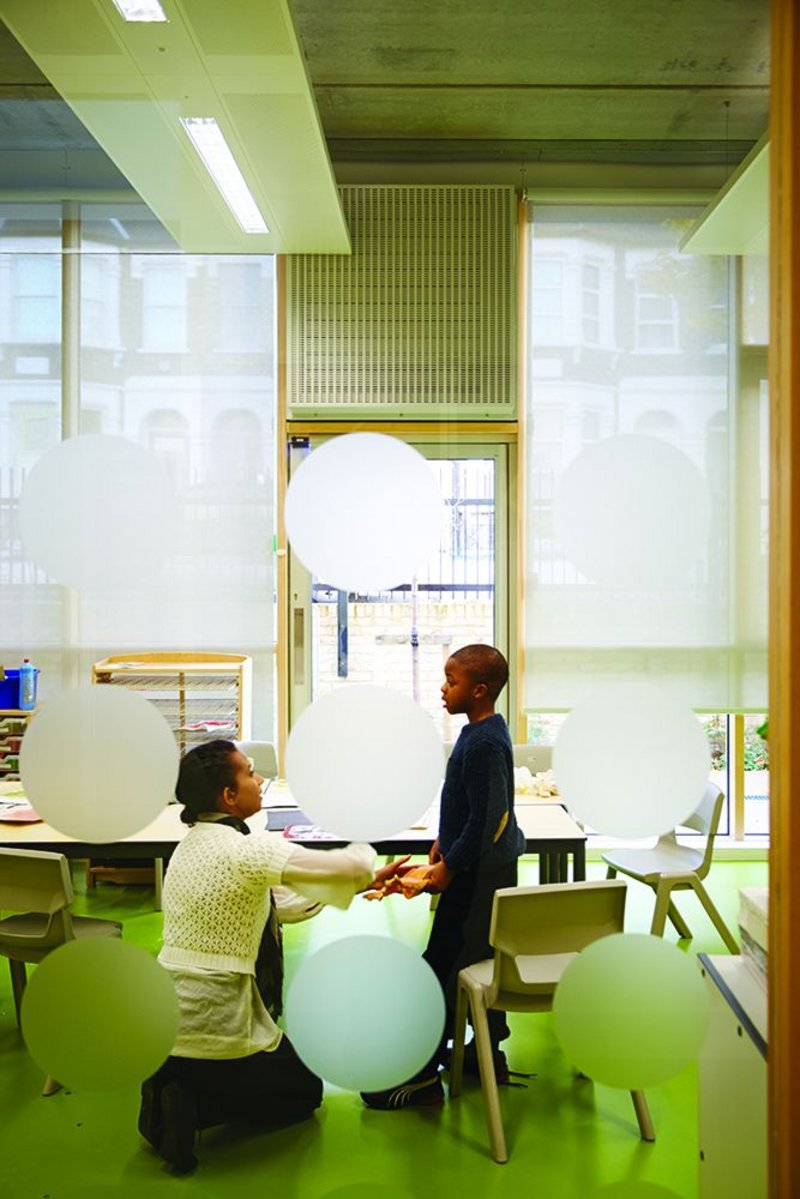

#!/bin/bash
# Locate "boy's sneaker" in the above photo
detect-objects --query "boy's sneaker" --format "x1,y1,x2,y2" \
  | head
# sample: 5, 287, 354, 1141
444, 1042, 510, 1085
361, 1070, 445, 1110
160, 1081, 198, 1173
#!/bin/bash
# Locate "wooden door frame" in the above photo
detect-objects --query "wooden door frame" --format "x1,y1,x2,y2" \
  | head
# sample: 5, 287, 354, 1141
769, 1, 800, 1194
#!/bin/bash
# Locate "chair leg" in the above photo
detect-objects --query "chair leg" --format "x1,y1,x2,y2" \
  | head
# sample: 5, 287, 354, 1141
450, 981, 470, 1098
630, 1090, 656, 1142
666, 898, 693, 940
9, 959, 27, 1026
691, 879, 740, 954
471, 1001, 508, 1163
649, 879, 673, 937
154, 857, 164, 910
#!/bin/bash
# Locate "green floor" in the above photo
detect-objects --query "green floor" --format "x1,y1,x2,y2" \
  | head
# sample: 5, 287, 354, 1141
0, 858, 767, 1199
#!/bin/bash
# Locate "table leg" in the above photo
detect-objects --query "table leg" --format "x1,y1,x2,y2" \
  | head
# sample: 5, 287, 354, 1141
154, 857, 164, 909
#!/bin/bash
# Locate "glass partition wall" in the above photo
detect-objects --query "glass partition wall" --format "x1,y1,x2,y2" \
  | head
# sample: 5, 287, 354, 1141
524, 205, 769, 838
0, 202, 278, 738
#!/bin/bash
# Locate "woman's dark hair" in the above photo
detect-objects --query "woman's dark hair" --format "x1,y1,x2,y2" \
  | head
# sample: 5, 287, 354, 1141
176, 739, 239, 824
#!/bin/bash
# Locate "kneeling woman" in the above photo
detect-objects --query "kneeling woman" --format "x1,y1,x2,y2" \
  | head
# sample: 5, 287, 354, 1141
139, 739, 391, 1171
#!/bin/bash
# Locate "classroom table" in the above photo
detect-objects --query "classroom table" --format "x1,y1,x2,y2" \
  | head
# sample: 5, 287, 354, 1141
0, 779, 586, 906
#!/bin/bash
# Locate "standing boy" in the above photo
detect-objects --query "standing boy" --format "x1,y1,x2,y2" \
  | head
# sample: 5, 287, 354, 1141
362, 644, 524, 1110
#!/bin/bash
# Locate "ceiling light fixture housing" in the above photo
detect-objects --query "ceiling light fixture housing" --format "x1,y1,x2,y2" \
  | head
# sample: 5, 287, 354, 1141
180, 117, 269, 235
109, 0, 169, 21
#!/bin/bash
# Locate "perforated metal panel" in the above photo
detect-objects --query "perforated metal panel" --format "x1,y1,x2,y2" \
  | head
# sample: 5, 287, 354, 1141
286, 185, 517, 419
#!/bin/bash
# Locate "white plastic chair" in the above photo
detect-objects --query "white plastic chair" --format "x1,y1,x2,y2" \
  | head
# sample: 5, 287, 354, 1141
0, 847, 122, 1094
450, 879, 654, 1163
235, 740, 278, 779
602, 782, 739, 953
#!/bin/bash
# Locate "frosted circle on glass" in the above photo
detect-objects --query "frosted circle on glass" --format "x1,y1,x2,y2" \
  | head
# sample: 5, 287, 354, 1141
553, 933, 710, 1090
552, 683, 709, 838
285, 685, 443, 841
19, 434, 176, 590
284, 433, 442, 592
554, 434, 710, 589
20, 685, 178, 842
285, 936, 445, 1091
21, 939, 179, 1092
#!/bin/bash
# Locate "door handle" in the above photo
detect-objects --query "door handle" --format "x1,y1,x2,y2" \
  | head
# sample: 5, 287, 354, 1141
293, 606, 305, 685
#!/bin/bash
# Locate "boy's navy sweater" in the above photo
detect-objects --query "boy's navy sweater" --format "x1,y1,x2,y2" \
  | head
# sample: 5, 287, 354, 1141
438, 713, 525, 873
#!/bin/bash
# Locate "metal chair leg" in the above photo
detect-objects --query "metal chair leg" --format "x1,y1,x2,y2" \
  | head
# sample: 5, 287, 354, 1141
630, 1090, 656, 1142
666, 898, 693, 940
650, 879, 672, 937
692, 878, 740, 953
9, 959, 26, 1026
450, 982, 470, 1098
472, 1001, 508, 1163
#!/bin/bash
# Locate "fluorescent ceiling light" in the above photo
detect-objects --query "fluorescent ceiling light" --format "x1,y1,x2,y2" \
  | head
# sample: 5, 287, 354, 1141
109, 0, 168, 21
180, 117, 269, 235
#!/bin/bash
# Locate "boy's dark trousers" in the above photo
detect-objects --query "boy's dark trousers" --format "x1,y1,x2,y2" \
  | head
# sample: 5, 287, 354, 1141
421, 857, 518, 1070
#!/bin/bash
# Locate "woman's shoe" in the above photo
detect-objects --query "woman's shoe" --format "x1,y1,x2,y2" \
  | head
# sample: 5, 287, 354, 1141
160, 1081, 198, 1173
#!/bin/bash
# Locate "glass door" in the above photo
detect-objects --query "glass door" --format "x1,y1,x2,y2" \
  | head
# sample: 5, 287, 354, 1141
287, 437, 509, 746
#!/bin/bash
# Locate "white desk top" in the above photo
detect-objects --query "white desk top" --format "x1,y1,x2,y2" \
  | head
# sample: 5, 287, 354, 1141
0, 779, 584, 851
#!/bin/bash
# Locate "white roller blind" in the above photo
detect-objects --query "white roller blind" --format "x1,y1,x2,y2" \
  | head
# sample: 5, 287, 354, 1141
524, 205, 767, 713
0, 207, 277, 739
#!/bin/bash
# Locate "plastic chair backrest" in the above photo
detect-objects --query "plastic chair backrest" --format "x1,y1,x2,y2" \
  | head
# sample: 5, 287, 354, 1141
512, 744, 553, 774
488, 880, 627, 999
0, 848, 75, 948
674, 781, 724, 877
235, 741, 278, 779
0, 847, 74, 914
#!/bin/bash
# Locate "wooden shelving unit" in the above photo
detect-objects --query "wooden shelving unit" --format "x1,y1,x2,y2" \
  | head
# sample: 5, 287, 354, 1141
0, 710, 36, 781
91, 652, 253, 755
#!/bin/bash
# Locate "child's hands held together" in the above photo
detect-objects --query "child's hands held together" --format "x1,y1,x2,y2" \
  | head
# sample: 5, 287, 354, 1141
362, 852, 453, 900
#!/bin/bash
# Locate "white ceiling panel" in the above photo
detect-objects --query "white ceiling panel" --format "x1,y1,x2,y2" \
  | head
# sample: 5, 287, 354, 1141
0, 0, 350, 253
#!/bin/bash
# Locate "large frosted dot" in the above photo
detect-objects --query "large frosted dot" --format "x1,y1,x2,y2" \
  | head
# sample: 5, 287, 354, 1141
284, 433, 442, 592
20, 685, 178, 842
285, 936, 445, 1091
554, 434, 710, 589
21, 939, 179, 1092
552, 684, 709, 837
19, 434, 176, 590
552, 933, 710, 1090
285, 685, 442, 840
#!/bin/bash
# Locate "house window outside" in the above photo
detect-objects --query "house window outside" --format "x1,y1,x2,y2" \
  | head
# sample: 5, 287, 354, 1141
582, 261, 601, 344
11, 255, 60, 343
141, 260, 188, 351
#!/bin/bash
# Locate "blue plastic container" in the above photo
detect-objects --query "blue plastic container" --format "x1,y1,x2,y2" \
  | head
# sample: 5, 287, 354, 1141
0, 670, 21, 710
0, 666, 40, 711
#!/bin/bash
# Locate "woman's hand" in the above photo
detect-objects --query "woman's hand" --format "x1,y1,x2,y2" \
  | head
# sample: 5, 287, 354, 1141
428, 838, 442, 865
368, 854, 411, 892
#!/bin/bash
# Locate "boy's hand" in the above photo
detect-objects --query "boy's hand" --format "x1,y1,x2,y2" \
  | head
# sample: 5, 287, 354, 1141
368, 854, 411, 891
424, 858, 453, 893
428, 838, 442, 865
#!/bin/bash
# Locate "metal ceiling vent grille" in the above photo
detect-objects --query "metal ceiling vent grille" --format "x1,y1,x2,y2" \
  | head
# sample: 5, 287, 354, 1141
286, 186, 517, 418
